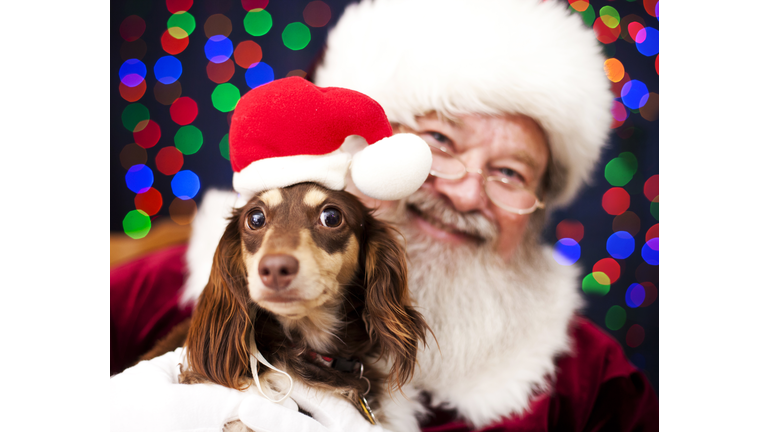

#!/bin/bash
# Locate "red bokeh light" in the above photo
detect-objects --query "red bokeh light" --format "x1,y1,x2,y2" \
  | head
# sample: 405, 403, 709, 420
593, 258, 621, 284
120, 15, 146, 42
593, 18, 620, 44
133, 120, 161, 149
135, 187, 163, 216
161, 29, 190, 55
303, 1, 331, 27
206, 59, 235, 83
241, 0, 268, 11
156, 147, 185, 176
119, 80, 146, 102
644, 175, 659, 201
625, 324, 645, 348
234, 41, 263, 69
556, 219, 584, 243
166, 0, 193, 13
646, 223, 659, 243
639, 282, 657, 307
170, 97, 199, 125
602, 187, 630, 215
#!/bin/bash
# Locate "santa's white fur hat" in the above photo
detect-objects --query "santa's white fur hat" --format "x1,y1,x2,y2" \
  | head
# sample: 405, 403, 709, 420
314, 0, 614, 209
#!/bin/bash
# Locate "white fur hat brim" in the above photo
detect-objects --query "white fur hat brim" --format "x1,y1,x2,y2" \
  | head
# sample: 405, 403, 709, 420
314, 0, 614, 209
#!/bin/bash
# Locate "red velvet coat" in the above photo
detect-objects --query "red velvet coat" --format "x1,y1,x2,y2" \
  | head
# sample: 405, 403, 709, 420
111, 245, 658, 431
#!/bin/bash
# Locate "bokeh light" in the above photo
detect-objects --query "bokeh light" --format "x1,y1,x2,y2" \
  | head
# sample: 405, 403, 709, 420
174, 125, 204, 155
636, 27, 659, 56
568, 0, 590, 13
610, 100, 627, 128
211, 83, 241, 112
626, 324, 645, 348
155, 56, 183, 84
242, 0, 268, 11
219, 133, 230, 160
303, 1, 331, 27
650, 198, 659, 220
244, 9, 272, 36
166, 0, 193, 13
119, 143, 147, 170
171, 170, 201, 200
642, 237, 659, 265
646, 223, 659, 243
207, 59, 235, 83
640, 92, 659, 121
119, 80, 147, 102
593, 258, 621, 284
282, 22, 311, 50
205, 35, 234, 63
606, 231, 634, 259
234, 40, 263, 68
553, 238, 580, 265
628, 21, 645, 42
605, 305, 626, 330
620, 14, 646, 43
169, 197, 198, 225
604, 58, 625, 83
640, 282, 658, 307
125, 164, 154, 193
582, 272, 610, 296
602, 187, 630, 215
161, 29, 189, 55
123, 209, 151, 239
625, 283, 646, 308
168, 11, 196, 38
556, 219, 584, 242
170, 96, 198, 125
593, 15, 620, 44
245, 62, 274, 88
575, 3, 596, 26
120, 39, 147, 61
643, 0, 658, 18
155, 146, 184, 175
613, 211, 641, 236
644, 175, 659, 201
611, 70, 631, 99
599, 6, 620, 28
133, 119, 161, 148
120, 15, 146, 41
604, 152, 637, 186
134, 187, 163, 216
119, 59, 147, 87
154, 81, 182, 105
621, 79, 650, 109
286, 69, 307, 78
205, 14, 233, 37
122, 103, 150, 131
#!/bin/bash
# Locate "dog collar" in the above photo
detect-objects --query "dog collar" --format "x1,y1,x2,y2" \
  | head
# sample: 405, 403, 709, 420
305, 351, 377, 425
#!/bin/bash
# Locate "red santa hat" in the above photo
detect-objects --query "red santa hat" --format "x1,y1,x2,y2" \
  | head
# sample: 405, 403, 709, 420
229, 77, 432, 202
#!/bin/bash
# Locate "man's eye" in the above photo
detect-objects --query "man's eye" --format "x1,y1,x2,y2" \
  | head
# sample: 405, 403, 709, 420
247, 210, 266, 229
320, 208, 342, 227
495, 167, 524, 182
428, 132, 450, 144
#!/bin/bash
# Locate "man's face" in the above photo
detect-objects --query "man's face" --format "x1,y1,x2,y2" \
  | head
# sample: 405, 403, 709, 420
355, 113, 550, 262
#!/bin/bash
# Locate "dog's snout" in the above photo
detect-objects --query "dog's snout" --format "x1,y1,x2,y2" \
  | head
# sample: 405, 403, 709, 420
258, 254, 299, 290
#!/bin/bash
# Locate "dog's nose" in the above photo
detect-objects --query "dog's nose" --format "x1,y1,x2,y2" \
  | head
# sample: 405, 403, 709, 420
258, 254, 300, 290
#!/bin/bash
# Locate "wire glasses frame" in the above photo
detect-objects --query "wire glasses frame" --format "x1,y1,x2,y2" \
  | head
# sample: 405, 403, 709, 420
426, 142, 546, 215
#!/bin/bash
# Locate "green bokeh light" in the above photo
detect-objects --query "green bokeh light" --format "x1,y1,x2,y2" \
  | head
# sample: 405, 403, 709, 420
123, 209, 151, 239
582, 272, 610, 296
175, 125, 204, 155
578, 4, 596, 27
599, 6, 621, 29
211, 83, 241, 112
167, 12, 196, 38
244, 9, 272, 37
604, 152, 638, 187
122, 103, 150, 132
605, 305, 627, 330
282, 22, 311, 50
651, 200, 659, 221
219, 133, 230, 160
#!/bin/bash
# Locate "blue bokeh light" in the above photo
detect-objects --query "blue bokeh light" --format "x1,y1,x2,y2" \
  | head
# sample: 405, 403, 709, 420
119, 59, 147, 87
553, 238, 581, 266
606, 231, 635, 259
620, 80, 650, 110
625, 283, 646, 308
636, 27, 659, 57
245, 62, 274, 88
125, 164, 154, 193
641, 237, 659, 265
205, 35, 234, 64
154, 56, 183, 84
171, 170, 201, 200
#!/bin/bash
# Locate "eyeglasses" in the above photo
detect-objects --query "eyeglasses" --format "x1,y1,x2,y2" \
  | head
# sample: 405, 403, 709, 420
427, 142, 546, 215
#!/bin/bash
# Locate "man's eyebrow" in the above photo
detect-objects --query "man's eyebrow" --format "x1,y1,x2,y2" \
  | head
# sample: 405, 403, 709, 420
503, 150, 540, 172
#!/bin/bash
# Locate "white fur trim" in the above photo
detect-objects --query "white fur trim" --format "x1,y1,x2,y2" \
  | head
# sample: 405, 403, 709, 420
350, 133, 432, 201
315, 0, 614, 209
232, 150, 351, 198
180, 189, 239, 306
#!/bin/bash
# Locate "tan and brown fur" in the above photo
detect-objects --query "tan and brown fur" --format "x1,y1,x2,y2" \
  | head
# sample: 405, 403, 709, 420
180, 183, 429, 426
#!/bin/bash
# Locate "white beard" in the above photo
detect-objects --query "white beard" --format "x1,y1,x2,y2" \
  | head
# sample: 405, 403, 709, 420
380, 192, 583, 428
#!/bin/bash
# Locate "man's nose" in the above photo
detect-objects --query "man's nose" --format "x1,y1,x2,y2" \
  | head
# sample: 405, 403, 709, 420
432, 171, 487, 213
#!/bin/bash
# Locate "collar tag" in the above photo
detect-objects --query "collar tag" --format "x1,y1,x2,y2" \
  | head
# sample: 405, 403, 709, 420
358, 395, 377, 425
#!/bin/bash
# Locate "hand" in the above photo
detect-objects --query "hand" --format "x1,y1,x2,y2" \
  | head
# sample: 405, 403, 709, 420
239, 381, 389, 432
111, 347, 249, 432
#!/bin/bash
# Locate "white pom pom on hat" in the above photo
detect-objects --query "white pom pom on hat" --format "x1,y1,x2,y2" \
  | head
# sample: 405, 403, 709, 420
228, 76, 432, 202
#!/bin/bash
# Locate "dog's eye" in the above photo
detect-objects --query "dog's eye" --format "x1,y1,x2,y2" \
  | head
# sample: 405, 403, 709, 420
247, 210, 266, 229
320, 208, 342, 227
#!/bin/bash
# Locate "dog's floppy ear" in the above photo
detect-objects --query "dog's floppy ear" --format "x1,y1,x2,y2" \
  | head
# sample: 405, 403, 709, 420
362, 212, 429, 391
185, 215, 252, 390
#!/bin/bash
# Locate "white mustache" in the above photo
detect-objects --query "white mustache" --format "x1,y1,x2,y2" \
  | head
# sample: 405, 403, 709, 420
404, 189, 498, 241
